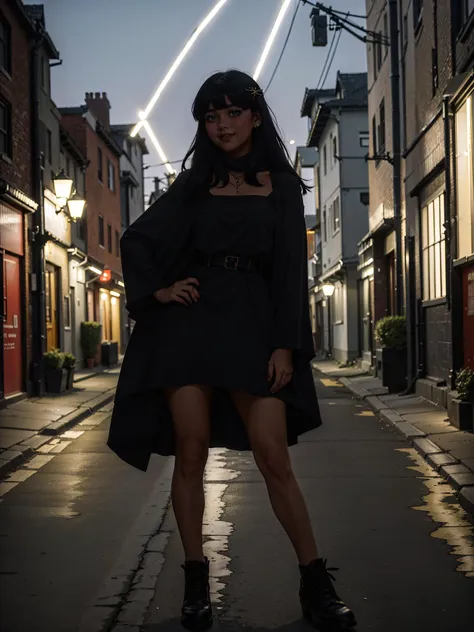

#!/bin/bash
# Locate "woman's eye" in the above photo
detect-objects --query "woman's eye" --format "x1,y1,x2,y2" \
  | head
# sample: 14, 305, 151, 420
229, 109, 242, 117
205, 113, 216, 123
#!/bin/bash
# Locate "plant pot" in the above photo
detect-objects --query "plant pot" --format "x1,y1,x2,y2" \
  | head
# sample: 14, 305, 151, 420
376, 347, 407, 394
66, 368, 75, 390
45, 368, 68, 394
86, 358, 95, 369
447, 398, 474, 431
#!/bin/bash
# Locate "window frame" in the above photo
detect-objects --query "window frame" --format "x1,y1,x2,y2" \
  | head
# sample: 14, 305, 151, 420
97, 147, 103, 182
107, 223, 112, 253
108, 158, 115, 192
0, 13, 12, 77
98, 215, 105, 248
115, 229, 120, 256
0, 97, 12, 159
421, 190, 446, 302
332, 196, 340, 235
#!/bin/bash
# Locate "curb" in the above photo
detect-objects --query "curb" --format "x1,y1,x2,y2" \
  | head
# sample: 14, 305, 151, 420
341, 379, 474, 520
0, 391, 115, 479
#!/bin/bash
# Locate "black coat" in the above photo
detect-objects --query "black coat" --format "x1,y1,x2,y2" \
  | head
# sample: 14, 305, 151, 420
107, 170, 321, 471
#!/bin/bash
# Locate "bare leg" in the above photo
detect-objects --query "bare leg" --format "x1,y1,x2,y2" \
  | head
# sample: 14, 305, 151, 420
231, 391, 319, 565
165, 384, 212, 562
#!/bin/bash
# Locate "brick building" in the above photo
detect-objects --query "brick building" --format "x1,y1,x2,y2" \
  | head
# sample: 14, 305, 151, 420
364, 0, 474, 405
60, 93, 124, 351
0, 0, 37, 401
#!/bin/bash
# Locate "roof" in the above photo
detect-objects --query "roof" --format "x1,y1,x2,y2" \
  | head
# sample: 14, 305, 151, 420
110, 124, 149, 155
306, 71, 368, 148
295, 146, 319, 168
59, 106, 122, 157
300, 88, 335, 118
24, 4, 60, 60
58, 106, 88, 116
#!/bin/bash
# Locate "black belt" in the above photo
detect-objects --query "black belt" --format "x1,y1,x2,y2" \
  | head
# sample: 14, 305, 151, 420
191, 251, 267, 275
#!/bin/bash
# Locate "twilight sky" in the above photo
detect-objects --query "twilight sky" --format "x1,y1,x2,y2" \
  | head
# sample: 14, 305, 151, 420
27, 0, 367, 206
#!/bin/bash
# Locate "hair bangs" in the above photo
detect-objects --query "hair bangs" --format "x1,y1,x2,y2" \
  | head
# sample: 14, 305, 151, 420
192, 71, 257, 121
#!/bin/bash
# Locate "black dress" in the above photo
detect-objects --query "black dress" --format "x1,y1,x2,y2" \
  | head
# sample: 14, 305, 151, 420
107, 171, 322, 471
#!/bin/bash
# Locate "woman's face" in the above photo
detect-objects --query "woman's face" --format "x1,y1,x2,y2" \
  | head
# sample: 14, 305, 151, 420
204, 95, 261, 156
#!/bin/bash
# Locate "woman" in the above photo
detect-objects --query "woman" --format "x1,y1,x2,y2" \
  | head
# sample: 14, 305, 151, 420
107, 70, 356, 631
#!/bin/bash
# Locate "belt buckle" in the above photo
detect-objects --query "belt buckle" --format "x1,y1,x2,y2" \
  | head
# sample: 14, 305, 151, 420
224, 255, 239, 270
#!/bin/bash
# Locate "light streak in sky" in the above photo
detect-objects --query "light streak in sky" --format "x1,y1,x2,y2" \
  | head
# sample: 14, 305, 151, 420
253, 0, 293, 81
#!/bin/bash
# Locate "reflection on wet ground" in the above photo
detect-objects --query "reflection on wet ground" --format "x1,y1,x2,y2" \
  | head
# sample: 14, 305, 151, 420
397, 447, 474, 578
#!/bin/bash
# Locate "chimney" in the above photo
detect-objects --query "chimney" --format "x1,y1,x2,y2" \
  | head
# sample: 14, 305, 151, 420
85, 91, 111, 129
153, 177, 161, 193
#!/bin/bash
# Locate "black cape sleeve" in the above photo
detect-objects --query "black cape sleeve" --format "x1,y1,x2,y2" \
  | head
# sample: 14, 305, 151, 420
270, 172, 316, 361
120, 171, 194, 321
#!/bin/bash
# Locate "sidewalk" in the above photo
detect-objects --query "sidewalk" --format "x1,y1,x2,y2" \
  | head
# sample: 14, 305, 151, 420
313, 360, 474, 519
0, 364, 120, 478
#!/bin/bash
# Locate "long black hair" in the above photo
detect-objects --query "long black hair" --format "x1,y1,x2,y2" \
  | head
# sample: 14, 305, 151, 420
181, 69, 310, 195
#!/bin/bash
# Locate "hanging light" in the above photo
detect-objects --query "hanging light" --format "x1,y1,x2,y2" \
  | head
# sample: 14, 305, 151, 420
52, 169, 73, 201
67, 192, 86, 221
322, 283, 335, 297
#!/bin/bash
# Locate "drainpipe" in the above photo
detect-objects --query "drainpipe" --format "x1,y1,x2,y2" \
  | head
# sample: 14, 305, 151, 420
389, 0, 404, 316
30, 26, 46, 396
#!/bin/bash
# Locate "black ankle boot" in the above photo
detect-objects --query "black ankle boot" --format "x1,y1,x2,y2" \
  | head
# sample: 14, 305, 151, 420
299, 558, 357, 630
180, 556, 213, 630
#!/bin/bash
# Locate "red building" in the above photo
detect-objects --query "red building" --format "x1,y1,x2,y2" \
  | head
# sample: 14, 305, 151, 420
0, 1, 37, 401
60, 93, 124, 349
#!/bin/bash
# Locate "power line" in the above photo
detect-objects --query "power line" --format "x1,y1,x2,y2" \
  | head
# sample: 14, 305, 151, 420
302, 0, 366, 20
264, 0, 302, 92
316, 22, 338, 89
319, 14, 346, 89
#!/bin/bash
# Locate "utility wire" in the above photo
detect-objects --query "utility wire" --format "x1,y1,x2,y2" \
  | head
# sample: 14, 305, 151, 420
302, 0, 366, 20
319, 13, 347, 89
264, 0, 302, 92
316, 23, 338, 89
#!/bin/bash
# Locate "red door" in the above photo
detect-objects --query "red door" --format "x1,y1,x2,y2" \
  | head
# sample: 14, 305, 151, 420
463, 265, 474, 371
3, 254, 23, 395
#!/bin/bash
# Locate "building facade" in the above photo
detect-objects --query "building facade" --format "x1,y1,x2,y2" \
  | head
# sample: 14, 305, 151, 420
302, 72, 370, 363
60, 93, 124, 353
0, 0, 37, 401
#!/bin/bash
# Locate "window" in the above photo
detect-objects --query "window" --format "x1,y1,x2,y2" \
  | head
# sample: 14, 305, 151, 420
323, 144, 327, 176
383, 13, 389, 59
98, 147, 103, 182
360, 191, 370, 206
46, 129, 52, 164
107, 224, 112, 253
372, 116, 377, 154
360, 133, 370, 147
334, 284, 344, 323
130, 186, 135, 201
455, 95, 473, 259
332, 135, 337, 166
115, 230, 120, 256
413, 0, 423, 27
323, 206, 327, 242
108, 159, 115, 191
332, 196, 340, 234
126, 140, 132, 156
372, 42, 378, 81
0, 98, 12, 158
378, 99, 386, 152
376, 31, 383, 71
64, 295, 71, 329
461, 0, 474, 22
0, 14, 12, 75
422, 192, 446, 301
98, 215, 105, 247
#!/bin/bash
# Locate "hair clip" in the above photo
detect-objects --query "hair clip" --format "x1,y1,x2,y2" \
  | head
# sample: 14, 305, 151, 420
246, 86, 264, 99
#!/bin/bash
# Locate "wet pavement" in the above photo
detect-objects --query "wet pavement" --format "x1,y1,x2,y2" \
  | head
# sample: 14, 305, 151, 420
0, 374, 473, 632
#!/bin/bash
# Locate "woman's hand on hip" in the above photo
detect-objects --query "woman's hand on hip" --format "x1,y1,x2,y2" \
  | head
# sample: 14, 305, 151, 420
268, 348, 293, 393
153, 278, 200, 306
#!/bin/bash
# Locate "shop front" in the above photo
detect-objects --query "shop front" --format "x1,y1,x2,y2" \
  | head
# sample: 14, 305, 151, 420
0, 185, 37, 399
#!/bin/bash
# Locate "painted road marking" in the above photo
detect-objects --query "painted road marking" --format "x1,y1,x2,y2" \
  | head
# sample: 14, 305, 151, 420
355, 411, 375, 417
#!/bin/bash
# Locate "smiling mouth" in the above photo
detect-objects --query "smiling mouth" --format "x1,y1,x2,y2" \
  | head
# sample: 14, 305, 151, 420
219, 133, 235, 141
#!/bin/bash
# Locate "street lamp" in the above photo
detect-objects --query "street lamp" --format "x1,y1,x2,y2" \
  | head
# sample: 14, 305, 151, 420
322, 283, 335, 297
52, 169, 86, 222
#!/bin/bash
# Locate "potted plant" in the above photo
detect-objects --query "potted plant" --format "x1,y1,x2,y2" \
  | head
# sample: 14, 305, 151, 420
80, 321, 102, 369
63, 352, 76, 390
43, 348, 68, 393
375, 315, 407, 394
448, 367, 474, 431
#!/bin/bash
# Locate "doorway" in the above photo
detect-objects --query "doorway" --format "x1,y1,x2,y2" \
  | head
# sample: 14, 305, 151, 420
45, 263, 60, 351
3, 254, 23, 395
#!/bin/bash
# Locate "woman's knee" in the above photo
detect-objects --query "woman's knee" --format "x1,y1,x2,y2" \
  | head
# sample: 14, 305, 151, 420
175, 437, 209, 479
254, 441, 293, 486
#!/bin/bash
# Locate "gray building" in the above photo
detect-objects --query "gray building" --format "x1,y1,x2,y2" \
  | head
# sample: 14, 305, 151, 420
110, 124, 148, 231
301, 72, 369, 363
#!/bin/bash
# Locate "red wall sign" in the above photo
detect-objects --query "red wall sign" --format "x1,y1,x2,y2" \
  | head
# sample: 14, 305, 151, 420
0, 204, 24, 256
463, 265, 474, 371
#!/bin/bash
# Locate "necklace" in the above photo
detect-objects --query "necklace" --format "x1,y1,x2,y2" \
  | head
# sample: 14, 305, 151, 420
229, 171, 244, 194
